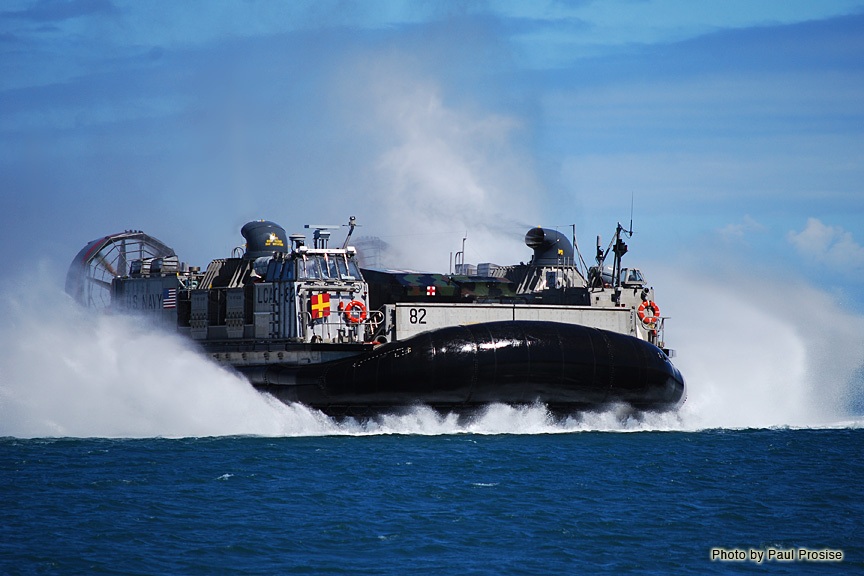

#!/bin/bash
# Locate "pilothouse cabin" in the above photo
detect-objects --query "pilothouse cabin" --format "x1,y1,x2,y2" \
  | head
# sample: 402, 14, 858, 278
113, 220, 375, 345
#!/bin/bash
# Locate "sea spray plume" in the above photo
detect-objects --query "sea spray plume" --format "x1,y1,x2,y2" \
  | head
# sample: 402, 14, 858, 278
652, 266, 864, 429
326, 404, 688, 435
0, 275, 338, 438
332, 55, 542, 270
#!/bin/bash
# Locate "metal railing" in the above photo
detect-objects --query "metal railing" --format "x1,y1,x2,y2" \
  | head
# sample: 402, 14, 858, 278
296, 309, 385, 343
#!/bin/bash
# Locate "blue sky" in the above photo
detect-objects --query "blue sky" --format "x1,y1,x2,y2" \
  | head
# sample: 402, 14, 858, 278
2, 1, 863, 303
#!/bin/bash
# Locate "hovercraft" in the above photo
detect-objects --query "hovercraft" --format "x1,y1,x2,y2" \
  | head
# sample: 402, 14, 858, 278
66, 218, 685, 415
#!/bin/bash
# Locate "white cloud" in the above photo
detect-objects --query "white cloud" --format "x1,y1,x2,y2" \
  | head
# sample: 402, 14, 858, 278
718, 215, 767, 240
787, 218, 864, 270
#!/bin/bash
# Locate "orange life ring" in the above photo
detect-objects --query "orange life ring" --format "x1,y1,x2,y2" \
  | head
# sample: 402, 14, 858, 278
344, 300, 367, 324
637, 300, 660, 325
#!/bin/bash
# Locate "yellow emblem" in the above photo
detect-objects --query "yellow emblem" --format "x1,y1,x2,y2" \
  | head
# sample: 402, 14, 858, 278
265, 233, 284, 247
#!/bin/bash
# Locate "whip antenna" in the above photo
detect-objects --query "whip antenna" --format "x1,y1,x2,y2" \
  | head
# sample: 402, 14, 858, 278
627, 192, 634, 236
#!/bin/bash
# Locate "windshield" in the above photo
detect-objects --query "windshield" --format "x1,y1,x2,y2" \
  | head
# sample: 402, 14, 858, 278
297, 254, 362, 281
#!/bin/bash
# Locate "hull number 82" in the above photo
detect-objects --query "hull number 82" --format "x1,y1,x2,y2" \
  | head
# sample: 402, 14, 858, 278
408, 308, 427, 324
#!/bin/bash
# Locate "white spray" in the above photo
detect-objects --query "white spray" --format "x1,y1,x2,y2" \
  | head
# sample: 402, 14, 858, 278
330, 57, 543, 271
654, 265, 864, 429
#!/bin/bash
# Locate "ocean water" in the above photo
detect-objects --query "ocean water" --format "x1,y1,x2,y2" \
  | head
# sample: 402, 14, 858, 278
1, 429, 862, 575
1, 280, 863, 574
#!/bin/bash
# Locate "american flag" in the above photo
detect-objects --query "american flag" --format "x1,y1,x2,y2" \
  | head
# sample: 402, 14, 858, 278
163, 288, 177, 309
426, 286, 436, 296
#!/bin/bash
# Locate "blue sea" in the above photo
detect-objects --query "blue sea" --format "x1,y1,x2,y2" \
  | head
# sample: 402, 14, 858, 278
2, 427, 861, 575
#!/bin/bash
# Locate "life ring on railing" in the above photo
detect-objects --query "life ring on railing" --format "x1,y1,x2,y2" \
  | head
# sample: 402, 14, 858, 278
637, 300, 660, 325
344, 300, 367, 324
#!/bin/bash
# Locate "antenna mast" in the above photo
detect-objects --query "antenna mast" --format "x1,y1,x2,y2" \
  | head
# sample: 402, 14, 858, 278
629, 192, 634, 236
341, 216, 359, 250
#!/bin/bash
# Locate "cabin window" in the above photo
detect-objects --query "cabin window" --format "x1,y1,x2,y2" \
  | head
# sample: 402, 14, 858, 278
336, 256, 349, 279
347, 259, 361, 279
297, 257, 321, 280
324, 255, 340, 279
296, 254, 363, 281
338, 255, 362, 280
